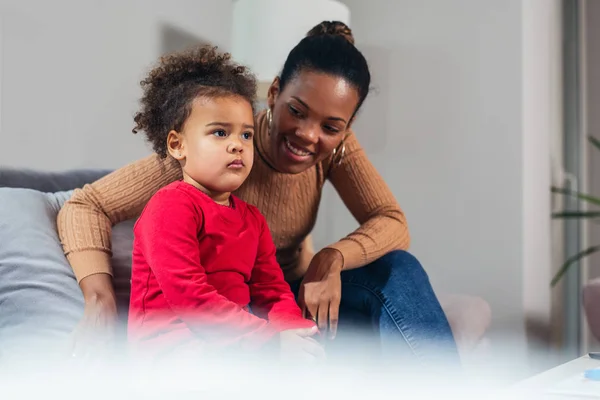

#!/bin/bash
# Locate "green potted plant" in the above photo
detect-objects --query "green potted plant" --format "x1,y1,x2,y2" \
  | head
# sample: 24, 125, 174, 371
551, 135, 600, 287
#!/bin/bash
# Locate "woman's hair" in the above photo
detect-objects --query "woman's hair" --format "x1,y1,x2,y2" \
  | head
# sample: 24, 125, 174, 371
279, 21, 371, 114
133, 45, 257, 158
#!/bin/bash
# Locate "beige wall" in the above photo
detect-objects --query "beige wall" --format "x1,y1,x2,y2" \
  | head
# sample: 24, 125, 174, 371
311, 0, 562, 371
522, 0, 563, 352
0, 0, 232, 171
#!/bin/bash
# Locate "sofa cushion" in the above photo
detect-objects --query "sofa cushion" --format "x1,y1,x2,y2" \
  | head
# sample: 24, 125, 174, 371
583, 278, 600, 342
0, 167, 112, 192
0, 187, 135, 360
112, 219, 135, 319
437, 293, 492, 355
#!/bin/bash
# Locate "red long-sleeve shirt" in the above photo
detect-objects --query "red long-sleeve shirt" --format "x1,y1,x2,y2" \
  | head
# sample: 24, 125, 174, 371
128, 181, 314, 357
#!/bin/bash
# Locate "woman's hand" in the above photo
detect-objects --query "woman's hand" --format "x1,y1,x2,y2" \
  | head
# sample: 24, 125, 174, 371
70, 274, 118, 359
298, 248, 344, 340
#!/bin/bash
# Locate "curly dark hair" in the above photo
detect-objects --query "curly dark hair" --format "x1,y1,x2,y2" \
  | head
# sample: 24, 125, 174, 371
306, 20, 355, 45
132, 45, 257, 158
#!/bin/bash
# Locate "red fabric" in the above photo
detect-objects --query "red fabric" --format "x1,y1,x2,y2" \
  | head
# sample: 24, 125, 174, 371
128, 181, 314, 355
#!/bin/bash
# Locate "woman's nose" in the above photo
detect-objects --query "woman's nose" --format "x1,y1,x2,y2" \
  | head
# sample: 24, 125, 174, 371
297, 123, 319, 144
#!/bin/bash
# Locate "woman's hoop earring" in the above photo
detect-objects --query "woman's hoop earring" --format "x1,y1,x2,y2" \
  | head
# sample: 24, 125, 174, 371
266, 108, 273, 134
332, 140, 346, 166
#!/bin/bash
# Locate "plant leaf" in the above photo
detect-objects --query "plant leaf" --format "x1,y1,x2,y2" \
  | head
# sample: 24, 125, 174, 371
551, 245, 600, 287
551, 187, 600, 206
589, 135, 600, 152
552, 211, 600, 219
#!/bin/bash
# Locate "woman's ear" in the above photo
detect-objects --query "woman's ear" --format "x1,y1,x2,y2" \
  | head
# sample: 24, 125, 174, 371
167, 130, 185, 161
267, 77, 280, 110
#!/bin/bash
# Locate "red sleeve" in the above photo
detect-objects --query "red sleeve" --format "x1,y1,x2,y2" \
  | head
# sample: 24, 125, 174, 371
135, 188, 278, 349
247, 210, 316, 331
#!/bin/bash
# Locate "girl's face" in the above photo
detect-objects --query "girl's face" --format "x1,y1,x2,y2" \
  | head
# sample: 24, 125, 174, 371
167, 95, 255, 203
267, 71, 360, 174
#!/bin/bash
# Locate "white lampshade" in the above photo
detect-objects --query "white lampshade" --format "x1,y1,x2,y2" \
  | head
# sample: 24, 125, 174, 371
231, 0, 350, 96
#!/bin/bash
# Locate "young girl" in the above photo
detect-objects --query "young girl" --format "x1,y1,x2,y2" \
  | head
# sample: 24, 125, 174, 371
127, 45, 323, 362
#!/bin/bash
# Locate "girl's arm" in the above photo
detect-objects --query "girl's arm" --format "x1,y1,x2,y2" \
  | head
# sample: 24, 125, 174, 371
133, 189, 278, 348
247, 209, 316, 331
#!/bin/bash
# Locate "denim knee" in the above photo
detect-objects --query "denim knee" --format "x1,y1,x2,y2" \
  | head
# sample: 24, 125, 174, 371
367, 250, 432, 291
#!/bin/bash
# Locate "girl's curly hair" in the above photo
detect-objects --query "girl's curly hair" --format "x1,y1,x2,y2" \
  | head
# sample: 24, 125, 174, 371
132, 45, 257, 158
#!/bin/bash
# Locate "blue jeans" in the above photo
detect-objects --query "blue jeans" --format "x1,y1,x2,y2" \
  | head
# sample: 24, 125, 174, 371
289, 250, 460, 366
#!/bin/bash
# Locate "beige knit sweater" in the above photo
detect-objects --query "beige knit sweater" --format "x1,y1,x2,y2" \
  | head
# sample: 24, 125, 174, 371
57, 110, 410, 283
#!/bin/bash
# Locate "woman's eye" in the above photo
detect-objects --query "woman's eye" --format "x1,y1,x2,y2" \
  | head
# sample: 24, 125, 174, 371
288, 105, 302, 117
242, 132, 253, 140
213, 130, 227, 137
324, 125, 340, 133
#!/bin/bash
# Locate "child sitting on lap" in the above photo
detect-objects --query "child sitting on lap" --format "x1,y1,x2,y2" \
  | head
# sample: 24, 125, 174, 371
127, 45, 322, 362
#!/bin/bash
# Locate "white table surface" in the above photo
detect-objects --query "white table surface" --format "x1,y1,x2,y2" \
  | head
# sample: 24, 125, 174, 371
506, 354, 600, 399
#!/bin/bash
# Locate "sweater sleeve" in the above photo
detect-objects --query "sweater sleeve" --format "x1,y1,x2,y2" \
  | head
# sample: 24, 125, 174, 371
325, 133, 411, 270
57, 153, 182, 282
135, 189, 278, 349
248, 210, 316, 332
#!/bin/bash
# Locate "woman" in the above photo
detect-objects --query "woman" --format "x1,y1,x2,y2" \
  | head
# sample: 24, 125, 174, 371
58, 21, 459, 365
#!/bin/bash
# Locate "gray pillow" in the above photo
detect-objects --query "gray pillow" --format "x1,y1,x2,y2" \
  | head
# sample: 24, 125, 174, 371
0, 189, 82, 359
0, 188, 135, 360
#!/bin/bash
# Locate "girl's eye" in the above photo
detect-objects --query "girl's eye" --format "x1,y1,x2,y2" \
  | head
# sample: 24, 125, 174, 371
242, 132, 253, 140
324, 125, 340, 134
213, 130, 227, 137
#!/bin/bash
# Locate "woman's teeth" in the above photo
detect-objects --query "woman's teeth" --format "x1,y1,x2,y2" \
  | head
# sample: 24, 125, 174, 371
284, 137, 311, 156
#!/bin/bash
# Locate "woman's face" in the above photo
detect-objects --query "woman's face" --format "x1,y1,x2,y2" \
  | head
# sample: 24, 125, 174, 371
267, 71, 359, 174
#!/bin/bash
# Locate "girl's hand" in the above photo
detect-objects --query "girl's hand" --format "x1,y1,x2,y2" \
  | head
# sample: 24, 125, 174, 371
278, 327, 325, 363
298, 248, 344, 339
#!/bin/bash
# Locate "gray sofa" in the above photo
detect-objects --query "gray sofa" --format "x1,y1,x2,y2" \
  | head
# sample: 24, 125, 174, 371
0, 167, 492, 362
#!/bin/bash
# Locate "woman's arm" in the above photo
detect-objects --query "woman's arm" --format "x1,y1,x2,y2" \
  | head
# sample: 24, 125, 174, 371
57, 153, 182, 283
59, 154, 182, 354
324, 132, 410, 270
